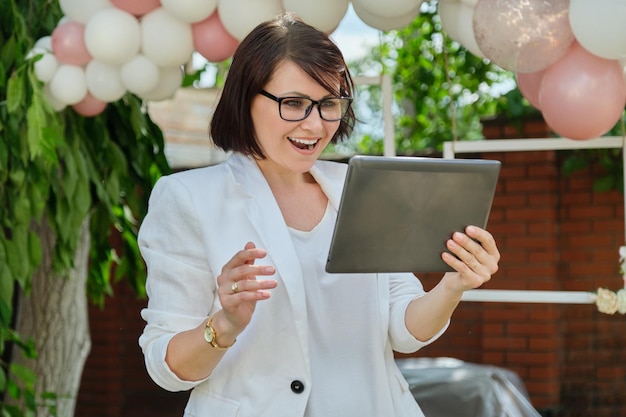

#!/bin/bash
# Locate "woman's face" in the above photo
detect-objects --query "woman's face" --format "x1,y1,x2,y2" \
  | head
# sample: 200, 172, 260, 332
251, 60, 342, 176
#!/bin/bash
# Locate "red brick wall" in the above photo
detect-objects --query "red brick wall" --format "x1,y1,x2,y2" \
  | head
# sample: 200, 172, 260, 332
76, 146, 625, 417
417, 148, 625, 417
75, 282, 189, 417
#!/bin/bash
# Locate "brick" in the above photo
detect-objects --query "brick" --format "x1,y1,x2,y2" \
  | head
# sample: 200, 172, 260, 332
528, 336, 559, 350
568, 205, 615, 219
507, 351, 559, 365
596, 367, 625, 379
528, 250, 558, 263
560, 191, 594, 205
483, 336, 528, 350
482, 306, 530, 321
507, 322, 558, 335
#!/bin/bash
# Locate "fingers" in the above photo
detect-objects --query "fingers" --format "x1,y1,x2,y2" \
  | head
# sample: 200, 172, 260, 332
222, 264, 277, 298
217, 242, 278, 303
221, 242, 267, 273
215, 242, 278, 333
442, 226, 500, 280
466, 226, 500, 267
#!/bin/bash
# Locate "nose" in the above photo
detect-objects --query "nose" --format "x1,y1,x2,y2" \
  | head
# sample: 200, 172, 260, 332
300, 103, 325, 127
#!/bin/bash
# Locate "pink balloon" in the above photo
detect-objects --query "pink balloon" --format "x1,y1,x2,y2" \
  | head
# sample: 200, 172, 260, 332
539, 42, 626, 140
516, 71, 544, 110
192, 11, 239, 63
72, 93, 107, 117
51, 21, 92, 66
110, 0, 160, 17
473, 0, 573, 73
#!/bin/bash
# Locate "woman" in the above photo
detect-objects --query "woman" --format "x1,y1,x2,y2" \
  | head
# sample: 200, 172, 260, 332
138, 12, 499, 417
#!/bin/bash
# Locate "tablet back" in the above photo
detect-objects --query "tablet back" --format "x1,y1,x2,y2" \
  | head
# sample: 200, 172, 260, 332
325, 155, 501, 273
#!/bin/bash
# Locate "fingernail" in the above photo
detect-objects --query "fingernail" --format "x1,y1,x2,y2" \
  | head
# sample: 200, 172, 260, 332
467, 226, 476, 234
264, 266, 275, 273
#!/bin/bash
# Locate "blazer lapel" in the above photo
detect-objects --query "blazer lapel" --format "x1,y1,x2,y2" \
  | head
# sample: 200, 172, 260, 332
227, 155, 310, 349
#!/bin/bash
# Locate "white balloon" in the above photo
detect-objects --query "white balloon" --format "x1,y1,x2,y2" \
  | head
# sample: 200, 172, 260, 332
439, 0, 484, 58
34, 36, 52, 52
353, 1, 421, 31
139, 66, 184, 101
49, 65, 88, 105
59, 0, 112, 24
282, 0, 349, 33
160, 0, 218, 23
353, 0, 421, 20
120, 55, 159, 95
569, 0, 626, 60
44, 85, 67, 111
218, 0, 284, 41
57, 15, 72, 26
141, 8, 195, 67
34, 52, 59, 83
85, 60, 126, 102
85, 8, 141, 65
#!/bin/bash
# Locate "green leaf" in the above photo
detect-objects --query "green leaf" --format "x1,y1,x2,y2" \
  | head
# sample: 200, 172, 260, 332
0, 34, 17, 71
9, 169, 25, 187
0, 265, 13, 322
28, 178, 48, 220
60, 149, 78, 198
23, 389, 36, 412
0, 135, 8, 171
0, 367, 5, 391
6, 379, 20, 400
5, 231, 31, 289
6, 71, 24, 114
40, 126, 63, 165
26, 99, 44, 159
593, 175, 616, 193
9, 363, 36, 390
12, 192, 32, 226
28, 232, 42, 269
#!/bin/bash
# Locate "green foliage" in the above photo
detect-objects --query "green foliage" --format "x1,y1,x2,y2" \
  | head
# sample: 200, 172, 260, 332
350, 1, 514, 155
562, 117, 625, 194
1, 0, 170, 414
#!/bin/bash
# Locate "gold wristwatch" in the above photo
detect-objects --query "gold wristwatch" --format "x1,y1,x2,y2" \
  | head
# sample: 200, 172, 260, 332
204, 315, 236, 350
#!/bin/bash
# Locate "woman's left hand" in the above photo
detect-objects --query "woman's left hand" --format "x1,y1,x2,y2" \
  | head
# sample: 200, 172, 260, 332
441, 225, 500, 292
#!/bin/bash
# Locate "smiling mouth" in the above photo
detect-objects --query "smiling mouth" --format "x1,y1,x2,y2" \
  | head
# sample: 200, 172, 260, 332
289, 137, 319, 150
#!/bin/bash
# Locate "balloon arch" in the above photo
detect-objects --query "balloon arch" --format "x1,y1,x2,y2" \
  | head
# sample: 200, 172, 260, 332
30, 0, 626, 142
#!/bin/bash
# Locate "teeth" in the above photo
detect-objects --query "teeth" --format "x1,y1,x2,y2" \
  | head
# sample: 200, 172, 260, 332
289, 137, 318, 145
289, 137, 318, 150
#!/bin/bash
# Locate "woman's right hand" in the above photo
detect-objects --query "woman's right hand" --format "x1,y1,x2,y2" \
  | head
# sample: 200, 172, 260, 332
212, 242, 277, 344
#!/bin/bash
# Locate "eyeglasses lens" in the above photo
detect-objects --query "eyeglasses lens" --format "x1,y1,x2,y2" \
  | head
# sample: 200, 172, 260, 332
279, 97, 349, 121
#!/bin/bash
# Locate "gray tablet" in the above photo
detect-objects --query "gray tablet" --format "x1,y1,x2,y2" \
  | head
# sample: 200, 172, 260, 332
325, 155, 501, 274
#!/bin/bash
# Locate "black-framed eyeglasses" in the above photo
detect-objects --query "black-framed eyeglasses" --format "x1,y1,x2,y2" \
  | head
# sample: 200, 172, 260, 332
259, 90, 352, 122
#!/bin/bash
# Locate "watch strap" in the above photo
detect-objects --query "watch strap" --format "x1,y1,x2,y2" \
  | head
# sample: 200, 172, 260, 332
204, 314, 236, 350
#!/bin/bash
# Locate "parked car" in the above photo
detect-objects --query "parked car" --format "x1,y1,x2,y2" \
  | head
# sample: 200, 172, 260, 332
397, 357, 542, 417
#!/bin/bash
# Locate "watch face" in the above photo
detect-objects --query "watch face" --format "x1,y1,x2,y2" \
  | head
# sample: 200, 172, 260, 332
205, 326, 215, 343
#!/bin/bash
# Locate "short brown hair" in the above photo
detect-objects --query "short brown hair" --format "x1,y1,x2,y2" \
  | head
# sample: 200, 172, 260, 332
210, 12, 356, 158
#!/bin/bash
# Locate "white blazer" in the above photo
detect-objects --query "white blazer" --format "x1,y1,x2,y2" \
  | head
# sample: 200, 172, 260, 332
138, 153, 446, 417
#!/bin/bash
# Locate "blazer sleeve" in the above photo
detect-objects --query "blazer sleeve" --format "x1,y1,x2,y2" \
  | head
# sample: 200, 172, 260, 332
387, 272, 449, 354
137, 175, 215, 392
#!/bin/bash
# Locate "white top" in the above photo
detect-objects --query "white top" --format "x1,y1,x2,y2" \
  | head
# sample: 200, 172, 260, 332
289, 204, 398, 417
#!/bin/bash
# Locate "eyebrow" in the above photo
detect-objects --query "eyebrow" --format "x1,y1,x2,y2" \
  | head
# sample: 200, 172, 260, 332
278, 91, 337, 99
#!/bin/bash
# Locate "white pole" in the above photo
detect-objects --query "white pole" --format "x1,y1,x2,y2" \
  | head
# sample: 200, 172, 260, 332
462, 290, 596, 304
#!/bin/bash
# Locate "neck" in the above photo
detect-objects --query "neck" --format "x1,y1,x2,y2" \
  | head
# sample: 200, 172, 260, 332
255, 159, 315, 191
